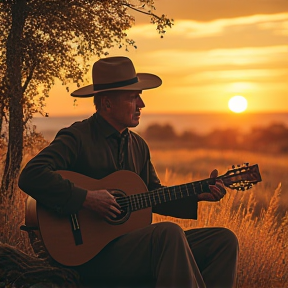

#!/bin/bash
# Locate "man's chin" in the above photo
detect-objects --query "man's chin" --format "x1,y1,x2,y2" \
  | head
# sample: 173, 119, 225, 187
130, 119, 140, 127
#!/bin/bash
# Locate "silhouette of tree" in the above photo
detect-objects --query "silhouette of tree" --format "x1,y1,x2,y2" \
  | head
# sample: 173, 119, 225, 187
247, 123, 288, 153
204, 128, 241, 149
144, 123, 177, 141
144, 122, 288, 154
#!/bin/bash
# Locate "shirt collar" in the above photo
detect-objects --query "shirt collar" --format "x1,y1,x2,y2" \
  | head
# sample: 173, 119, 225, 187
93, 112, 129, 139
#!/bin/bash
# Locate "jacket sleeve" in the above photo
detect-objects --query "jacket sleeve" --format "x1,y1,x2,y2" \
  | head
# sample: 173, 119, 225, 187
144, 159, 198, 220
18, 128, 87, 215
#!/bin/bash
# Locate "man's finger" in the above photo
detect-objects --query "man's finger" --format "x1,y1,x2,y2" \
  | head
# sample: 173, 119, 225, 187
210, 169, 218, 178
215, 180, 226, 195
109, 204, 121, 215
209, 186, 225, 200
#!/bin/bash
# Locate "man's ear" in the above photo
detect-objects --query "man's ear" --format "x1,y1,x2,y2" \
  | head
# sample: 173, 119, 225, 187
102, 96, 111, 110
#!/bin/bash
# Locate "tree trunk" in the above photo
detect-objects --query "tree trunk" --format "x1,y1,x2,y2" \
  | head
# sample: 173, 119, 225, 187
0, 103, 4, 141
0, 0, 26, 203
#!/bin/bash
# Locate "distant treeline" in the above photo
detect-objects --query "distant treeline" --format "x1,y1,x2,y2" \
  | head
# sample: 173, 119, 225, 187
142, 122, 288, 154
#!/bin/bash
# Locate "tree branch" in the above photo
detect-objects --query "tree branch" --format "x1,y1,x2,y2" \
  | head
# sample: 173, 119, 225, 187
22, 61, 37, 94
122, 2, 162, 21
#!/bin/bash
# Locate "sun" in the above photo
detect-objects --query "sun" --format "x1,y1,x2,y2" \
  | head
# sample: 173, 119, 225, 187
228, 96, 248, 113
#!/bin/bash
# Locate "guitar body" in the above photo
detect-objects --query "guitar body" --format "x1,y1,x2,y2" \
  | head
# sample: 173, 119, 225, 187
26, 170, 151, 267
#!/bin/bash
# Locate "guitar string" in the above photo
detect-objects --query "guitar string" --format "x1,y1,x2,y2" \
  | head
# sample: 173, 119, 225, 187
115, 177, 251, 211
115, 182, 203, 210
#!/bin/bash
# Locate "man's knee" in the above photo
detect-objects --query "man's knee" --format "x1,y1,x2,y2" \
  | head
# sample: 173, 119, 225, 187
150, 222, 192, 265
218, 228, 239, 252
152, 222, 186, 242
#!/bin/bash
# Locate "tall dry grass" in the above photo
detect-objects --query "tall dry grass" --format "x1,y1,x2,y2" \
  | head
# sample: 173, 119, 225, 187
0, 133, 48, 254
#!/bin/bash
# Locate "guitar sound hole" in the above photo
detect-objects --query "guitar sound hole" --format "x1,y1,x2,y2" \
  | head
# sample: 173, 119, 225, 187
106, 189, 130, 225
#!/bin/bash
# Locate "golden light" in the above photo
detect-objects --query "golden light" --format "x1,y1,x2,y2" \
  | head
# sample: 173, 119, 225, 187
228, 96, 248, 113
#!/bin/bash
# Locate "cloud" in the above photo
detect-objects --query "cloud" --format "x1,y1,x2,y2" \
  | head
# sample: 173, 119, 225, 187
258, 19, 288, 36
184, 69, 288, 86
140, 46, 288, 75
128, 13, 288, 39
148, 0, 288, 22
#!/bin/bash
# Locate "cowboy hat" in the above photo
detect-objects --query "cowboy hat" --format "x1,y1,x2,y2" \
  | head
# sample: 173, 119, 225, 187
71, 56, 162, 97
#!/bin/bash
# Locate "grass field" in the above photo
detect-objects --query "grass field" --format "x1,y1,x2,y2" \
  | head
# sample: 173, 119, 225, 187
0, 146, 287, 287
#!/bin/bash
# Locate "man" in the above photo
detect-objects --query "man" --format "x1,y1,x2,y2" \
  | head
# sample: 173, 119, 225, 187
19, 56, 238, 288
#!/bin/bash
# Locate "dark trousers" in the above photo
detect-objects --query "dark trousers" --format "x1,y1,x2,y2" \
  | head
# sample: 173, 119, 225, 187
75, 222, 239, 288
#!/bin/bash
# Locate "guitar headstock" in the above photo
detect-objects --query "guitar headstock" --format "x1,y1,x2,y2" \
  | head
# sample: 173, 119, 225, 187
221, 163, 262, 191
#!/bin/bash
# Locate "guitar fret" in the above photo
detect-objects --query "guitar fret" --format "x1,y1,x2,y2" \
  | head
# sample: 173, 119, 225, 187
133, 195, 138, 211
128, 195, 132, 211
200, 181, 203, 193
163, 189, 169, 202
192, 183, 196, 195
133, 195, 137, 210
136, 194, 140, 210
168, 188, 172, 201
193, 182, 200, 194
157, 190, 161, 204
143, 193, 148, 208
152, 191, 156, 206
148, 194, 152, 207
180, 186, 183, 198
142, 195, 146, 209
185, 184, 189, 197
131, 195, 136, 211
137, 195, 141, 210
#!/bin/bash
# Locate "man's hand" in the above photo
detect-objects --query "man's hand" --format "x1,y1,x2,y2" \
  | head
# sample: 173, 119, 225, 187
83, 189, 121, 220
197, 169, 227, 202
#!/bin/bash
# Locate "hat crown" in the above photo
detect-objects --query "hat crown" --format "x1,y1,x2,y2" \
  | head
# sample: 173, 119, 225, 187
92, 56, 137, 85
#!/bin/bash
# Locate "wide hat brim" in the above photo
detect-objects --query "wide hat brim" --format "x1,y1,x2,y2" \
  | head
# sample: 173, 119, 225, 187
71, 73, 162, 97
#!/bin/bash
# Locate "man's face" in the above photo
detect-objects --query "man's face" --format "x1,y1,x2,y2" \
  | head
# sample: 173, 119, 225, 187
107, 90, 145, 132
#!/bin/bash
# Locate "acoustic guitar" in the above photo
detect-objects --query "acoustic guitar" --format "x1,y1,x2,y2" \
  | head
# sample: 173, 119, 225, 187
24, 163, 261, 266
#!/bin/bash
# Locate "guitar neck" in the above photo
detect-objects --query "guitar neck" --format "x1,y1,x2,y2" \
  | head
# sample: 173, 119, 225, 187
117, 177, 214, 212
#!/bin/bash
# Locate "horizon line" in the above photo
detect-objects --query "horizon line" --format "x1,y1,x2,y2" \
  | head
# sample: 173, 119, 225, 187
33, 110, 288, 118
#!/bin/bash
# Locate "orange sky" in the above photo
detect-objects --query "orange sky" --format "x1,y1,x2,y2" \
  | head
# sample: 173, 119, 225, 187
45, 0, 288, 116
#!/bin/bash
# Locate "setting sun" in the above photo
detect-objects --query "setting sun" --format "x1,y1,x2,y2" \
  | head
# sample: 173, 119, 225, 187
228, 96, 248, 113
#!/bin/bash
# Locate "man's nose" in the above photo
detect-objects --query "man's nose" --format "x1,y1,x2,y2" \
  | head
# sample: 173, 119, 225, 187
137, 96, 145, 108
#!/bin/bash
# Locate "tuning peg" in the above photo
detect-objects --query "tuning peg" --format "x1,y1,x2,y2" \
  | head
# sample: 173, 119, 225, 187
232, 165, 235, 169
245, 162, 249, 166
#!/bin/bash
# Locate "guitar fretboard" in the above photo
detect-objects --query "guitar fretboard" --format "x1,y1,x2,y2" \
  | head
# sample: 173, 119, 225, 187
117, 179, 212, 212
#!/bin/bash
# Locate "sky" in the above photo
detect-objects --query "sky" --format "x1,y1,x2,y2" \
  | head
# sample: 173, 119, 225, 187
45, 0, 288, 116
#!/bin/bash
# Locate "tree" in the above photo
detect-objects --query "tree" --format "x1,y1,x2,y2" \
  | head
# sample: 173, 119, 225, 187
144, 123, 177, 141
0, 0, 173, 203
